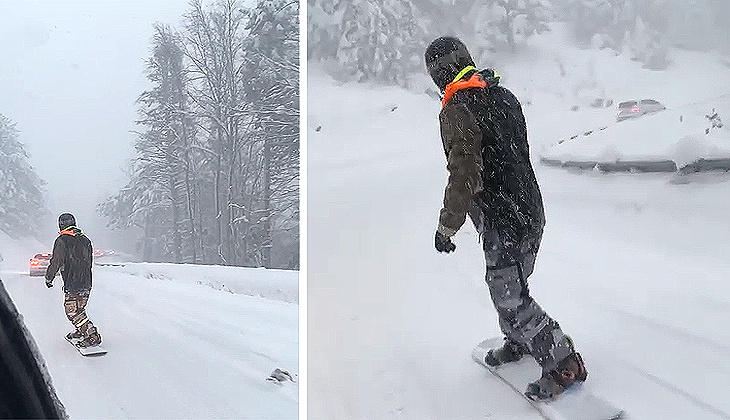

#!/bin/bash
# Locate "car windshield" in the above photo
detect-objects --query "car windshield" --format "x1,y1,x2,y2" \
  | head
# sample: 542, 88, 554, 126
618, 101, 638, 108
34, 254, 50, 260
640, 99, 659, 105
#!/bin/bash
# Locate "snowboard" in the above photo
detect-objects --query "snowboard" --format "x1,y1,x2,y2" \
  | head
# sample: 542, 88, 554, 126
65, 335, 107, 357
472, 337, 624, 420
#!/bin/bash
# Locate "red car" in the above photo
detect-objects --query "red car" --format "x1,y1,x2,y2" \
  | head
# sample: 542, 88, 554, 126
29, 253, 51, 277
616, 99, 666, 122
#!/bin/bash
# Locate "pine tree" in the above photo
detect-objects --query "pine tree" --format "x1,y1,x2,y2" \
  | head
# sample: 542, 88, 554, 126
0, 115, 48, 238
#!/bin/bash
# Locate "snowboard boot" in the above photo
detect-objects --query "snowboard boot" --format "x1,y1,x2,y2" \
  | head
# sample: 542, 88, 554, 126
484, 338, 529, 367
66, 330, 83, 341
77, 331, 102, 348
525, 350, 588, 400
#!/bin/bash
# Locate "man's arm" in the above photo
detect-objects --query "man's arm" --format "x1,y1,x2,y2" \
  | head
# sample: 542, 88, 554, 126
438, 103, 484, 237
45, 238, 64, 283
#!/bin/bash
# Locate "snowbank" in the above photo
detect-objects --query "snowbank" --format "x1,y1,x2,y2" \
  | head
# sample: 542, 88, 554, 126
453, 22, 730, 173
97, 262, 299, 304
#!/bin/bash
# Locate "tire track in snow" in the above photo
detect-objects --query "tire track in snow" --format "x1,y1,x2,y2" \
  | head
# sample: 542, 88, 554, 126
99, 280, 292, 369
100, 293, 248, 416
601, 305, 730, 419
114, 292, 299, 409
102, 286, 286, 393
94, 279, 299, 418
622, 360, 730, 420
606, 307, 730, 358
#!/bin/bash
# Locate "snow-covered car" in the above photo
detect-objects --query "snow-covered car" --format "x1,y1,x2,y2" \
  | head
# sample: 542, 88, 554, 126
616, 99, 666, 122
29, 253, 51, 277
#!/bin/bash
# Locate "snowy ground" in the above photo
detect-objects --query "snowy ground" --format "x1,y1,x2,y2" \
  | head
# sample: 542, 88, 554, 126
307, 25, 730, 420
0, 238, 299, 419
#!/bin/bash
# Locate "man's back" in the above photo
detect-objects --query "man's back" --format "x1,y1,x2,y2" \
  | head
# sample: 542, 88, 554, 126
49, 227, 93, 294
442, 72, 545, 242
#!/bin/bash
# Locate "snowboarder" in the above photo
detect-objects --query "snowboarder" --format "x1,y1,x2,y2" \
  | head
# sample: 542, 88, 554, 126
425, 36, 587, 400
45, 213, 102, 348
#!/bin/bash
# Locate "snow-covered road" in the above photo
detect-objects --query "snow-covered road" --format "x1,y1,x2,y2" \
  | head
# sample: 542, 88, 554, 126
307, 67, 730, 420
1, 264, 298, 419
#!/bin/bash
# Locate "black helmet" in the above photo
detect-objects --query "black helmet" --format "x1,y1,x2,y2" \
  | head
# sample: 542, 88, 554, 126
58, 213, 76, 231
425, 36, 475, 91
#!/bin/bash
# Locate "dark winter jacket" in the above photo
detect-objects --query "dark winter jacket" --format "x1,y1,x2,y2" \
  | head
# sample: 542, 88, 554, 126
46, 226, 94, 294
437, 68, 545, 264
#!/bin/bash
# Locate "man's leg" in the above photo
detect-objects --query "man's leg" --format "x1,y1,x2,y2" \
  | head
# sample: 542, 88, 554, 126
64, 292, 100, 345
484, 252, 587, 399
481, 226, 572, 371
484, 263, 573, 371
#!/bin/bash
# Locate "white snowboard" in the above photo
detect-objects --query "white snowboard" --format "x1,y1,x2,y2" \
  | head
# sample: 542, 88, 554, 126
65, 335, 107, 357
472, 337, 623, 420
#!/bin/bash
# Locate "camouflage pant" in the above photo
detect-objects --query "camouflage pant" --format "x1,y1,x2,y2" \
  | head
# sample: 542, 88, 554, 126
64, 291, 98, 339
482, 230, 573, 372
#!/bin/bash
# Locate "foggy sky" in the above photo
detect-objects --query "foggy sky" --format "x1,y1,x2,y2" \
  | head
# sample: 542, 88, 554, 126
0, 1, 191, 250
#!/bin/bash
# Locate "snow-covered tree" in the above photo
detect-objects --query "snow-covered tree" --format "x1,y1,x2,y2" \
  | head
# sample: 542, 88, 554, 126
100, 24, 202, 263
0, 115, 47, 238
470, 0, 553, 55
564, 0, 671, 69
309, 0, 554, 85
243, 0, 300, 269
183, 0, 252, 265
309, 0, 428, 86
100, 0, 299, 269
623, 16, 670, 70
565, 0, 615, 44
307, 0, 346, 60
339, 0, 427, 85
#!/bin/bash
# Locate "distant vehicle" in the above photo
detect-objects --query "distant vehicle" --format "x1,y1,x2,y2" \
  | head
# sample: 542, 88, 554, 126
29, 253, 51, 277
616, 99, 666, 122
93, 249, 105, 258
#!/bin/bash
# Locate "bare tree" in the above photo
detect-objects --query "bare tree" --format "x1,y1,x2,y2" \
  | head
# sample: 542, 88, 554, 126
100, 0, 299, 269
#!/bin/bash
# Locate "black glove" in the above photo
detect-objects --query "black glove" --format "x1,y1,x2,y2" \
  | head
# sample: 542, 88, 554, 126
45, 278, 53, 288
435, 231, 456, 253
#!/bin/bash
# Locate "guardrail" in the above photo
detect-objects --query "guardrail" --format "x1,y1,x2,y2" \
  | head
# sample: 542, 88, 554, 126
540, 157, 730, 174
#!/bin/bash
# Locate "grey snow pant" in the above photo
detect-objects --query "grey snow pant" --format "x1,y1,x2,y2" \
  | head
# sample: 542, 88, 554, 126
483, 233, 573, 372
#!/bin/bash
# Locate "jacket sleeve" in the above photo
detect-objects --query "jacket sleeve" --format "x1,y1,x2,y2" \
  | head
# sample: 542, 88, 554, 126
437, 103, 484, 237
45, 237, 65, 281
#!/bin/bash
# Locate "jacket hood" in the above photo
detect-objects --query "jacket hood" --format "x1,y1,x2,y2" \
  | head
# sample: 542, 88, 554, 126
59, 226, 84, 237
441, 68, 501, 107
